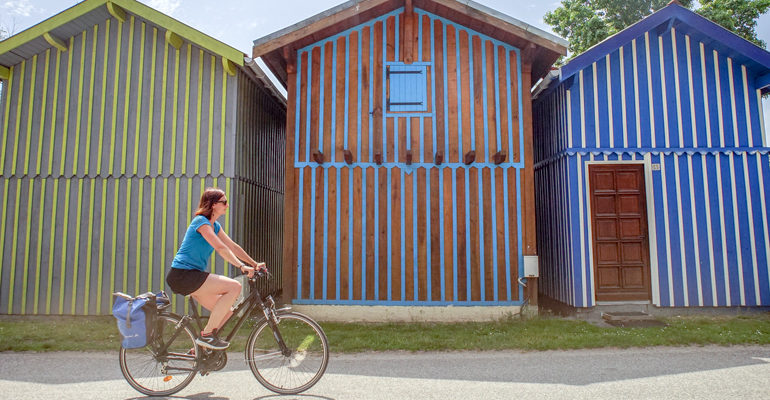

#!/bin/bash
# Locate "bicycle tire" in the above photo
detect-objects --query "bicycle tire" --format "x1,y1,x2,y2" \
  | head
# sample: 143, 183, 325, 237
245, 311, 329, 394
119, 313, 198, 396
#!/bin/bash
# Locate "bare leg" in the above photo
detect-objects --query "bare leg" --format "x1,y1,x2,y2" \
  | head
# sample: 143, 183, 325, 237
190, 274, 241, 334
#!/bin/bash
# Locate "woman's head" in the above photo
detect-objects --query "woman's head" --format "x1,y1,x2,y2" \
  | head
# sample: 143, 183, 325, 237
195, 187, 228, 219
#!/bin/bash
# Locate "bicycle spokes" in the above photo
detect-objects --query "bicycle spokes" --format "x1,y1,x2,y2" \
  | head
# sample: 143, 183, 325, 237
246, 312, 329, 395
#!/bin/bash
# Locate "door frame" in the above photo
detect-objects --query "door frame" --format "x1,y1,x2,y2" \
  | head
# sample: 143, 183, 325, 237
583, 157, 659, 305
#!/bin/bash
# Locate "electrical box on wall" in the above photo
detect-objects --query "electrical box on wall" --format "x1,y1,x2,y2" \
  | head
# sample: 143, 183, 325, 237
524, 256, 539, 277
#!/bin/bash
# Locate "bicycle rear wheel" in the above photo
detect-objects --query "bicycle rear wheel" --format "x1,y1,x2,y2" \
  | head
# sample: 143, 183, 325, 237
119, 313, 198, 396
246, 311, 329, 394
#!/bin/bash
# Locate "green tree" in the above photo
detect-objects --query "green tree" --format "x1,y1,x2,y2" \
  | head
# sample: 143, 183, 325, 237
697, 0, 770, 48
545, 0, 768, 61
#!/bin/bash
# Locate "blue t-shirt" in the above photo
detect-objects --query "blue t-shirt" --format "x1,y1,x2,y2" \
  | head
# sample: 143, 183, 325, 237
171, 215, 222, 271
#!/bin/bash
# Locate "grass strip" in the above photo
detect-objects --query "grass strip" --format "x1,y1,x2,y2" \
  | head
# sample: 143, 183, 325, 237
1, 314, 769, 353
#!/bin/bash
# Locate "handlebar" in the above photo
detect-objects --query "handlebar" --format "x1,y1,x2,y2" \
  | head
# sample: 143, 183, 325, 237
251, 268, 272, 281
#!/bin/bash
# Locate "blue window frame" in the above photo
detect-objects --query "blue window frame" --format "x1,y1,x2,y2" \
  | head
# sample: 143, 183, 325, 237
387, 63, 428, 113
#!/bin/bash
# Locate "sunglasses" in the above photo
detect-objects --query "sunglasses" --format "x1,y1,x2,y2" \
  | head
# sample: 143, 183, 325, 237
216, 199, 228, 206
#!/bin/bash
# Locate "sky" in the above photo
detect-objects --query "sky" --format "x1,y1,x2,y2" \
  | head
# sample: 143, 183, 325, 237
4, 0, 769, 57
0, 0, 570, 53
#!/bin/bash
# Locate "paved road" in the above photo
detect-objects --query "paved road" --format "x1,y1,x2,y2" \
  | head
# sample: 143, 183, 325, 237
1, 346, 769, 399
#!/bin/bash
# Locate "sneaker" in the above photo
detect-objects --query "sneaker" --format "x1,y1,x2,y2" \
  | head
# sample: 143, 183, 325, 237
195, 330, 229, 350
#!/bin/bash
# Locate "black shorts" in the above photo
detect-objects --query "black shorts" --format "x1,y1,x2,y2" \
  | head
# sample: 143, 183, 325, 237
166, 268, 209, 296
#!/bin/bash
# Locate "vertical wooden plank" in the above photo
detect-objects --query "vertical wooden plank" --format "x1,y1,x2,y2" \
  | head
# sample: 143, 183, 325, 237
301, 167, 313, 299
373, 21, 384, 157
443, 168, 455, 301
417, 168, 427, 301
335, 38, 346, 163
352, 167, 362, 300
403, 1, 414, 63
283, 53, 299, 302
430, 167, 442, 301
387, 117, 395, 164
495, 168, 507, 299
497, 45, 510, 158
365, 167, 376, 300
298, 51, 308, 163
521, 63, 536, 257
327, 167, 337, 300
348, 31, 359, 159
460, 31, 472, 163
472, 36, 484, 158
386, 16, 396, 162
399, 118, 408, 162
422, 16, 433, 163
339, 167, 349, 300
415, 117, 424, 162
378, 167, 388, 300
469, 168, 480, 301
404, 169, 415, 301
456, 168, 468, 301
446, 26, 459, 163
482, 168, 494, 300
433, 19, 445, 159
421, 14, 431, 63
510, 50, 521, 164
313, 167, 324, 299
310, 46, 321, 158
485, 41, 498, 159
507, 167, 520, 301
361, 26, 371, 163
420, 15, 435, 133
323, 42, 334, 159
391, 167, 402, 301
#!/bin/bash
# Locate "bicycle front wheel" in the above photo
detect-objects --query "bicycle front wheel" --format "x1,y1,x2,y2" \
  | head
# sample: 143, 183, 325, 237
246, 311, 329, 394
119, 313, 198, 396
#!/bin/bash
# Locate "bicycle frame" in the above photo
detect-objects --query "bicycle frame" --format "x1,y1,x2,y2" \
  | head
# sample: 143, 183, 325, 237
188, 280, 256, 339
185, 277, 292, 355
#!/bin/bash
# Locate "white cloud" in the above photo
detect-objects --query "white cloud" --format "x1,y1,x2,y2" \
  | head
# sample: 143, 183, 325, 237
144, 0, 181, 15
1, 0, 39, 17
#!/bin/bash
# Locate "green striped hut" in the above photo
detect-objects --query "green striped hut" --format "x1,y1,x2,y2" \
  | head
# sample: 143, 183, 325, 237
0, 0, 286, 315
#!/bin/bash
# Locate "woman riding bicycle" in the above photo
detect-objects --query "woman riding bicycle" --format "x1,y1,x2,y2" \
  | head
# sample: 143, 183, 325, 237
166, 187, 266, 350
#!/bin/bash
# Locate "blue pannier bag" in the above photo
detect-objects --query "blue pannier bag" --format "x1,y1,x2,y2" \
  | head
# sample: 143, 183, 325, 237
112, 291, 169, 349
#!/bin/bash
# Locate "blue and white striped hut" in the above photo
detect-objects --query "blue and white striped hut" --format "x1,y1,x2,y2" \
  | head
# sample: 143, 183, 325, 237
532, 2, 770, 308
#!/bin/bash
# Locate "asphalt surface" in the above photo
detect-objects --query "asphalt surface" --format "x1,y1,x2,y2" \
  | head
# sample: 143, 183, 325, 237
1, 346, 769, 399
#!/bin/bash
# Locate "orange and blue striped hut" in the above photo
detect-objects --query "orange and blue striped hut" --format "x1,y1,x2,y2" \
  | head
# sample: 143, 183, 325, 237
254, 0, 566, 316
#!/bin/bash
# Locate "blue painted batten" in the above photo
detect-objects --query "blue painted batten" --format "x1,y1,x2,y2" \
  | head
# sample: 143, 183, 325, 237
534, 6, 770, 308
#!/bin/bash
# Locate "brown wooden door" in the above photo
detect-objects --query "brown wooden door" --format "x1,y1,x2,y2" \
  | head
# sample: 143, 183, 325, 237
589, 164, 651, 301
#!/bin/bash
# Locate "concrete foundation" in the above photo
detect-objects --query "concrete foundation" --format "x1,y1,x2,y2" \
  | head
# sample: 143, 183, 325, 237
288, 304, 533, 322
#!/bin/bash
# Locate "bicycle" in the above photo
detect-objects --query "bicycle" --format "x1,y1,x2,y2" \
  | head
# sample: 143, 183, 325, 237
116, 271, 329, 396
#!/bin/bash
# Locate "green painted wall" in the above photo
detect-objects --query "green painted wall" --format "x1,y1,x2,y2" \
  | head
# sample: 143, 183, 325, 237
0, 14, 286, 315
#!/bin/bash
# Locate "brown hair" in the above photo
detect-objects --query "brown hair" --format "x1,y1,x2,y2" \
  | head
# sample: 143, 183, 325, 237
195, 187, 226, 219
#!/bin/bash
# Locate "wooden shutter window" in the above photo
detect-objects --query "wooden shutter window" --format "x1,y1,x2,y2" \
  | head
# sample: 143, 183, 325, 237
386, 63, 428, 113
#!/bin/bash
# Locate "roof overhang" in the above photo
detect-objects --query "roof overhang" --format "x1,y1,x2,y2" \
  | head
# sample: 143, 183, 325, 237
253, 0, 568, 88
0, 0, 246, 69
